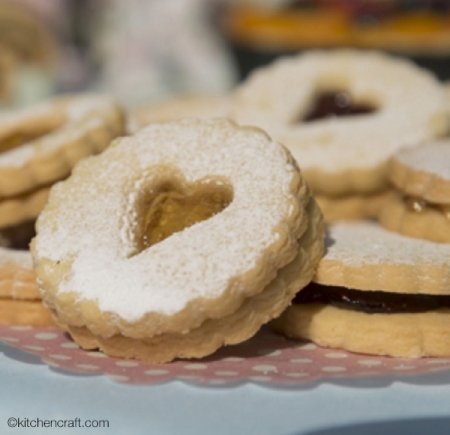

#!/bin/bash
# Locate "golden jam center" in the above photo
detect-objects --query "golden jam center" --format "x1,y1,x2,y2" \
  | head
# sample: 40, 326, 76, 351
139, 181, 233, 250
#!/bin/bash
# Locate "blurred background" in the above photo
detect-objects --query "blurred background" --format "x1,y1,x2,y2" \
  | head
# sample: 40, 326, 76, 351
0, 0, 449, 109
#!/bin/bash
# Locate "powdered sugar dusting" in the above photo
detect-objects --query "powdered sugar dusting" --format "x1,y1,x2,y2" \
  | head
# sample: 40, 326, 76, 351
233, 50, 447, 172
35, 119, 299, 321
396, 140, 450, 181
0, 94, 116, 167
323, 221, 450, 267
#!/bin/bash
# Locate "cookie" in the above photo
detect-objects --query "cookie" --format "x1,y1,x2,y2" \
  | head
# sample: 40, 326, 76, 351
272, 221, 450, 357
0, 220, 50, 326
232, 50, 448, 196
379, 140, 450, 243
0, 93, 125, 198
128, 94, 230, 133
0, 299, 53, 326
32, 118, 324, 362
0, 94, 124, 326
0, 185, 49, 228
315, 190, 394, 223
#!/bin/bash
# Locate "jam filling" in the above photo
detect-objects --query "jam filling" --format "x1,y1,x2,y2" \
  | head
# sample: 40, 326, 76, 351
293, 283, 450, 314
138, 181, 233, 250
302, 90, 377, 122
404, 195, 450, 219
0, 219, 36, 251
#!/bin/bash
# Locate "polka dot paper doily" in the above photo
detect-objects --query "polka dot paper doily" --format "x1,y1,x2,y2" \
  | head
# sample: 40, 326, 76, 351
1, 325, 450, 386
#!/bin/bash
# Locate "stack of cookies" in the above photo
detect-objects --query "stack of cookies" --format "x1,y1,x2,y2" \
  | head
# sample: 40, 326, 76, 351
379, 140, 450, 243
6, 48, 449, 362
32, 119, 324, 363
228, 50, 450, 357
0, 94, 125, 325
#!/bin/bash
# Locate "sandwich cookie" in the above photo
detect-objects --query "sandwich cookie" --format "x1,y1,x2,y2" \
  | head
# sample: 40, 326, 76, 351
379, 140, 450, 243
272, 221, 450, 357
32, 118, 324, 362
232, 50, 448, 221
0, 221, 53, 325
0, 94, 125, 324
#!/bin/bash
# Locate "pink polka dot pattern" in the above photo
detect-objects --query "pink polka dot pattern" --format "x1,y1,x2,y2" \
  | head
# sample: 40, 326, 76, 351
1, 326, 449, 386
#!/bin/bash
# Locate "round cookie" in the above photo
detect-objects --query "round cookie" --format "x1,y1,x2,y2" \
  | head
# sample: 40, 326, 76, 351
32, 118, 324, 363
0, 185, 49, 228
0, 226, 53, 326
232, 50, 448, 196
272, 221, 450, 357
0, 93, 125, 198
0, 299, 53, 326
379, 140, 450, 243
0, 95, 125, 323
315, 190, 394, 223
128, 94, 230, 133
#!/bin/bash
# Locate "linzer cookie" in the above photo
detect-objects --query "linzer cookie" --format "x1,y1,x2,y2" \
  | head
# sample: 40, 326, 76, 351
379, 140, 450, 243
0, 186, 50, 229
231, 50, 448, 221
0, 94, 124, 325
272, 221, 450, 358
128, 95, 230, 133
0, 93, 125, 198
32, 118, 324, 363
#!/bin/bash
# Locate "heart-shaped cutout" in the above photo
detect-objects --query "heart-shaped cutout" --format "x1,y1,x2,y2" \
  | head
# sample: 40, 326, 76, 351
301, 89, 378, 123
136, 177, 233, 251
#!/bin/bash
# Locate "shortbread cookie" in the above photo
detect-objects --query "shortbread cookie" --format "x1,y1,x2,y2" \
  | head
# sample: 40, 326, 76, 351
0, 299, 53, 326
32, 118, 324, 362
0, 220, 52, 325
379, 140, 450, 243
273, 222, 450, 357
63, 196, 323, 362
315, 190, 394, 222
232, 50, 448, 196
0, 185, 49, 228
128, 95, 230, 133
0, 93, 125, 198
0, 218, 45, 334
